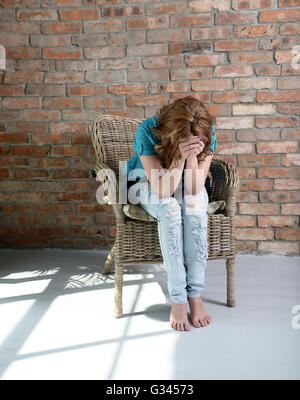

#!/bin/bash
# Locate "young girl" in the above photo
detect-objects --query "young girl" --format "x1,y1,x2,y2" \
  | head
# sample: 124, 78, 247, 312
124, 96, 217, 332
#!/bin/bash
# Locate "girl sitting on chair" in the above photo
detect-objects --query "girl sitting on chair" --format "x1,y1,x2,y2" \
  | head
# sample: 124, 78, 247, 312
125, 95, 217, 332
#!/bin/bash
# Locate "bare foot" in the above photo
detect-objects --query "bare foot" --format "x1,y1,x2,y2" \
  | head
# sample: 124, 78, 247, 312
188, 296, 211, 328
170, 302, 191, 332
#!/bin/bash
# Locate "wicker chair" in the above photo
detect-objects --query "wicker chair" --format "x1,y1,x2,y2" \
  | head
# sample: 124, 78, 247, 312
90, 114, 240, 318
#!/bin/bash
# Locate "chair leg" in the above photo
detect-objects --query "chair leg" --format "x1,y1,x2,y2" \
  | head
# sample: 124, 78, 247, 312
102, 243, 115, 274
114, 262, 124, 318
226, 257, 236, 307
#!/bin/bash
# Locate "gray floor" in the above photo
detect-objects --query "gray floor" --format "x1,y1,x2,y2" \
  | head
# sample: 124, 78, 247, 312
0, 249, 299, 380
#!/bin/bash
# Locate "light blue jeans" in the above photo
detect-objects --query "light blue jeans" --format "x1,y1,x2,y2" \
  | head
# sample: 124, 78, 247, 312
127, 177, 209, 304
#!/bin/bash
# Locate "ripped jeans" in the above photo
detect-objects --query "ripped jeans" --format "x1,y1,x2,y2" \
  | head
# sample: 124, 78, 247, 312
127, 177, 209, 304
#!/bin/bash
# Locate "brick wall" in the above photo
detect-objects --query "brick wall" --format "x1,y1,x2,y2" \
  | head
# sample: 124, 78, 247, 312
0, 0, 299, 254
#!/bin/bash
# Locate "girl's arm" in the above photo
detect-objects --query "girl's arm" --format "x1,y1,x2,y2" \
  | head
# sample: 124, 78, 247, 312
184, 154, 213, 196
140, 154, 185, 198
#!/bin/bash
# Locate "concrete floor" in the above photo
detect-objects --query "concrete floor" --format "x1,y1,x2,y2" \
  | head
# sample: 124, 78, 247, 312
0, 249, 299, 380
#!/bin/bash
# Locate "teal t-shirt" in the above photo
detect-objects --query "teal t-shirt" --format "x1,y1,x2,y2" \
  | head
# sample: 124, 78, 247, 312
122, 116, 217, 184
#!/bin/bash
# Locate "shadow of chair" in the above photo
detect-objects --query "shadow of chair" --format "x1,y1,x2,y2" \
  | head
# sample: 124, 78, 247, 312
90, 114, 240, 318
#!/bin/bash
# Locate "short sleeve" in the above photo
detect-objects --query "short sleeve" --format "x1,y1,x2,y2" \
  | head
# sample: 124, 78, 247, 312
133, 123, 156, 156
210, 124, 217, 152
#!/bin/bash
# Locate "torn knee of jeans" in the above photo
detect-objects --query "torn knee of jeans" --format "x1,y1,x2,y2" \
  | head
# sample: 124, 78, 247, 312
189, 216, 208, 261
165, 201, 183, 257
194, 238, 207, 261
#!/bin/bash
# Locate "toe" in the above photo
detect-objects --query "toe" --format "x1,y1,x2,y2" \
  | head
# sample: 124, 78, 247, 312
179, 323, 184, 331
184, 322, 191, 331
193, 318, 201, 328
199, 318, 205, 327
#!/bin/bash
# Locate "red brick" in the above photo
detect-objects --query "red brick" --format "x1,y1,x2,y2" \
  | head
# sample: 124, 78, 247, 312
275, 50, 297, 64
256, 117, 298, 128
42, 48, 82, 59
234, 215, 256, 227
11, 145, 49, 156
232, 0, 276, 8
274, 179, 300, 191
17, 9, 57, 20
185, 53, 226, 66
257, 167, 298, 178
216, 117, 254, 129
26, 85, 64, 96
49, 122, 86, 134
84, 19, 123, 33
192, 26, 232, 39
258, 241, 299, 255
7, 122, 46, 133
214, 65, 253, 77
282, 154, 300, 166
0, 85, 24, 97
278, 104, 300, 115
13, 169, 49, 179
280, 22, 300, 35
43, 97, 81, 109
42, 22, 82, 34
229, 51, 273, 64
0, 169, 9, 178
239, 203, 278, 215
234, 24, 278, 37
216, 12, 256, 25
235, 228, 273, 240
257, 141, 298, 153
255, 65, 280, 76
38, 227, 66, 237
170, 14, 211, 28
52, 169, 89, 180
212, 91, 255, 103
59, 8, 99, 20
218, 143, 253, 154
281, 129, 300, 140
192, 79, 232, 91
276, 228, 300, 241
51, 192, 88, 201
11, 192, 48, 202
281, 203, 300, 215
67, 86, 106, 96
23, 110, 60, 121
189, 0, 231, 11
126, 95, 167, 107
102, 5, 144, 17
260, 191, 300, 203
2, 98, 40, 109
214, 39, 257, 51
258, 216, 297, 227
257, 91, 300, 102
0, 133, 29, 143
4, 72, 44, 84
279, 0, 300, 6
259, 9, 300, 22
238, 155, 281, 167
240, 180, 272, 191
278, 77, 300, 90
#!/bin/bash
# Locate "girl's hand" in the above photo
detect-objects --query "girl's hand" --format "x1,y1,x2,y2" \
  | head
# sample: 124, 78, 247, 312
178, 136, 205, 160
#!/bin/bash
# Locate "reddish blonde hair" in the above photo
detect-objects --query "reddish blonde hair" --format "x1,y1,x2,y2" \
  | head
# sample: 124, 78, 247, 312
151, 95, 216, 169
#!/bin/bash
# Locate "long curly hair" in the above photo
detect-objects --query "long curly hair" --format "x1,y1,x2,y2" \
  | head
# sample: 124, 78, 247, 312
151, 95, 216, 169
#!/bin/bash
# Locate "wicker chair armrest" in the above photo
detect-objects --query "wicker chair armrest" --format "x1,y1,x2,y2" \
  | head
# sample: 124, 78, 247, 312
210, 159, 240, 217
93, 160, 126, 223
